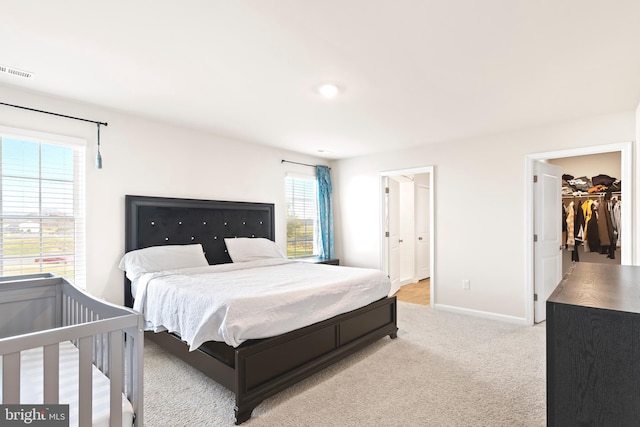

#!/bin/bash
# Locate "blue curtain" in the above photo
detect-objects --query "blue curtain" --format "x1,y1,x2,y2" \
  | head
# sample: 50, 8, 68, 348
316, 165, 334, 259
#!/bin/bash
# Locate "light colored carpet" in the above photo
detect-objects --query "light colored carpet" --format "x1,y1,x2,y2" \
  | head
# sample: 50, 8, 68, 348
143, 302, 546, 426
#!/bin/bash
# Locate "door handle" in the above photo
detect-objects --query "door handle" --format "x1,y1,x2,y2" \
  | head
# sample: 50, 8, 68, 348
399, 239, 403, 243
418, 237, 423, 240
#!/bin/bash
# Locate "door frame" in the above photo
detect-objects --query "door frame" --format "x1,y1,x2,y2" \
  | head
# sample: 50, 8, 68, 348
380, 165, 435, 306
525, 142, 633, 324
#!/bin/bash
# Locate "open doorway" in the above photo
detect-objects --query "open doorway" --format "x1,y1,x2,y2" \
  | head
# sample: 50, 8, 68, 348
525, 142, 632, 324
548, 152, 623, 275
380, 166, 435, 307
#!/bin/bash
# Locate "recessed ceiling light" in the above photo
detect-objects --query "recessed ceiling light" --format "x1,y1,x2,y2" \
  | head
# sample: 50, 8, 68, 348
316, 83, 341, 99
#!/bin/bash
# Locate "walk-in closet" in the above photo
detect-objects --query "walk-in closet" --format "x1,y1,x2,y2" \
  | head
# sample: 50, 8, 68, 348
549, 152, 622, 275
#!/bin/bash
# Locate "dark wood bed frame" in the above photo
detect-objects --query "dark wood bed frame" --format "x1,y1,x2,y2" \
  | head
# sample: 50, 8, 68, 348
124, 195, 398, 424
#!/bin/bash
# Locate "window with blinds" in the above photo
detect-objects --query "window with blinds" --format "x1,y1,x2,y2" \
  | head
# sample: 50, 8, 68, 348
285, 174, 318, 258
0, 132, 85, 287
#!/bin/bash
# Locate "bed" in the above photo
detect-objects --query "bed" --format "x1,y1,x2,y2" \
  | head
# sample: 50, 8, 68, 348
0, 273, 144, 427
123, 195, 398, 424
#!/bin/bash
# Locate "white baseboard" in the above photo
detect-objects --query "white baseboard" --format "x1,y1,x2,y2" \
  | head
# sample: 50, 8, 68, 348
433, 303, 530, 325
399, 279, 418, 287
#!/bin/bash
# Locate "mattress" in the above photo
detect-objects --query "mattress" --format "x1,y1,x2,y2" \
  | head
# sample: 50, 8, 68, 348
0, 340, 134, 427
134, 258, 391, 349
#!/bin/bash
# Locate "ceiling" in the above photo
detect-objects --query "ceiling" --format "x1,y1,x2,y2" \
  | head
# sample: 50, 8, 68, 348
2, 1, 640, 159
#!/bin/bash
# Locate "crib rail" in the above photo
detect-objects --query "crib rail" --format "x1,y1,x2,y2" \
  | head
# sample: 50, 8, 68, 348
0, 274, 144, 427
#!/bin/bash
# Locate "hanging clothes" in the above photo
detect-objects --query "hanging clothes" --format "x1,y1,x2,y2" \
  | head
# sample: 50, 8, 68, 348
608, 198, 618, 249
566, 201, 575, 250
572, 200, 584, 262
596, 198, 612, 254
581, 200, 594, 252
575, 200, 585, 243
601, 193, 616, 259
612, 199, 621, 248
585, 200, 601, 253
562, 204, 567, 247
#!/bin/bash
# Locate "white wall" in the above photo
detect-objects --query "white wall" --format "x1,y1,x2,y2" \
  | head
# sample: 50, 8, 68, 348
0, 84, 326, 304
333, 111, 636, 321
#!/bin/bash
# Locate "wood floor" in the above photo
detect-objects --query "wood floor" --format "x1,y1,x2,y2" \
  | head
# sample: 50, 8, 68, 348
394, 279, 430, 306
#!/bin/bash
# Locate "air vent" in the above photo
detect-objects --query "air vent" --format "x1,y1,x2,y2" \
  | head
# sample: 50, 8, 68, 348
0, 64, 34, 80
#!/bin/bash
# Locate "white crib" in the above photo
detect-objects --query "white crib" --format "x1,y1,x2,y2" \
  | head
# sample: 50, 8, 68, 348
0, 273, 143, 426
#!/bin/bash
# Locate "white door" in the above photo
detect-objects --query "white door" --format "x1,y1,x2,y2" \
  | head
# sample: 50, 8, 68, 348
416, 185, 430, 279
534, 161, 562, 323
388, 178, 401, 295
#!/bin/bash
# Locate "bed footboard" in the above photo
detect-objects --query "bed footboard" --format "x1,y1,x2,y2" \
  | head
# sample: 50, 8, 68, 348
147, 296, 397, 424
234, 296, 397, 424
0, 273, 144, 427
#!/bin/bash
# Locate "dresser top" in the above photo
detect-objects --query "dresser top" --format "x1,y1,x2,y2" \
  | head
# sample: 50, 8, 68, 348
548, 263, 640, 314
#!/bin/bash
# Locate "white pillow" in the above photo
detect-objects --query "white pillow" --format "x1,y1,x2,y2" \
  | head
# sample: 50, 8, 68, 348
118, 244, 209, 281
224, 237, 285, 262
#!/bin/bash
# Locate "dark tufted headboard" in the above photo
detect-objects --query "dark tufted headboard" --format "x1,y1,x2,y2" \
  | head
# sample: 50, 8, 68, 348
124, 195, 275, 307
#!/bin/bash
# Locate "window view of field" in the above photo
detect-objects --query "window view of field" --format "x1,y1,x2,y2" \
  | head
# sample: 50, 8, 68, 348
1, 138, 80, 283
287, 215, 315, 257
286, 176, 317, 258
2, 218, 77, 281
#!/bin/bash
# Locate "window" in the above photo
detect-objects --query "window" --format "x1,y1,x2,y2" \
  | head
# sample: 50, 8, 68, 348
285, 174, 318, 258
0, 128, 85, 286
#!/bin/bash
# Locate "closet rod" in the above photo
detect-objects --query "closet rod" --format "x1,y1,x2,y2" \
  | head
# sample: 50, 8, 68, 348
0, 101, 108, 126
281, 159, 330, 169
562, 191, 621, 198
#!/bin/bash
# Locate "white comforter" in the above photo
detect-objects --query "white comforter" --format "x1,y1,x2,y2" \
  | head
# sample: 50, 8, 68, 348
133, 259, 391, 349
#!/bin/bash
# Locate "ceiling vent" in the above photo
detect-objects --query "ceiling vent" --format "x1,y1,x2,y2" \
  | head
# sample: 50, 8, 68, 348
0, 64, 34, 80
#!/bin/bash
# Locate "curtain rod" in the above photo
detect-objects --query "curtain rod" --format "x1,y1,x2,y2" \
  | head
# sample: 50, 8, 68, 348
281, 159, 330, 169
0, 101, 108, 126
2, 101, 108, 169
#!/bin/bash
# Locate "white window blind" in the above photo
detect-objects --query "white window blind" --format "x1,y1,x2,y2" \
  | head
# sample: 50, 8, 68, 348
0, 130, 85, 287
285, 174, 318, 258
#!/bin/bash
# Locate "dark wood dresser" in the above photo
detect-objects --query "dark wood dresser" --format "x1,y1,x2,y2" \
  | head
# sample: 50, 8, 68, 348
547, 262, 640, 426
